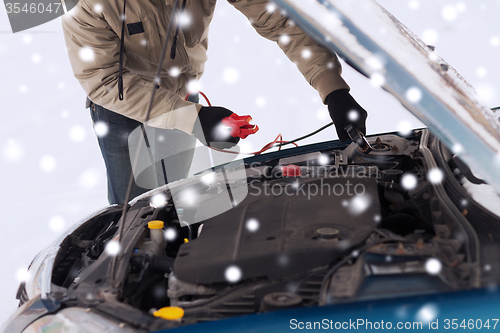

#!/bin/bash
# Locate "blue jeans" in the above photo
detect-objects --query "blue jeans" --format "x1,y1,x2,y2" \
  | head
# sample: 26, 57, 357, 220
90, 100, 197, 205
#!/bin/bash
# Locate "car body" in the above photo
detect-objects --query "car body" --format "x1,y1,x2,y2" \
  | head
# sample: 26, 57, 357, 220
3, 0, 500, 332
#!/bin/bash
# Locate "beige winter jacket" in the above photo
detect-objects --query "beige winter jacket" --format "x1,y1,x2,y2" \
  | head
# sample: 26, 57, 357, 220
62, 0, 349, 134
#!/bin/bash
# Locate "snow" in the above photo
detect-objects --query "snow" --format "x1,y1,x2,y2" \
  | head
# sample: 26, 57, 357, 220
245, 218, 259, 232
105, 240, 121, 256
401, 173, 418, 190
49, 216, 66, 232
224, 265, 242, 283
40, 155, 57, 172
223, 67, 239, 84
427, 168, 444, 184
1, 0, 500, 326
169, 66, 181, 77
425, 258, 442, 275
78, 47, 95, 62
405, 87, 422, 103
255, 96, 266, 107
397, 120, 413, 136
69, 125, 86, 142
421, 29, 438, 44
416, 303, 439, 323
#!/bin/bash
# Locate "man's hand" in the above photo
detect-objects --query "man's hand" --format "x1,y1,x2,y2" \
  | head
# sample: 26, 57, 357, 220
193, 106, 241, 149
326, 89, 367, 142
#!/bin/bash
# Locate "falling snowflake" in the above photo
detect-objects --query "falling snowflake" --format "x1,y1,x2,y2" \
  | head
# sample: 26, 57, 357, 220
301, 49, 312, 59
266, 3, 276, 13
19, 85, 28, 93
48, 215, 65, 232
150, 193, 168, 208
406, 87, 422, 103
40, 155, 57, 172
484, 264, 492, 272
94, 3, 103, 13
94, 121, 109, 137
105, 240, 121, 256
186, 79, 201, 94
422, 29, 438, 45
58, 82, 66, 89
441, 5, 457, 21
169, 67, 181, 77
452, 143, 463, 154
456, 2, 466, 12
475, 84, 495, 104
370, 73, 385, 87
408, 0, 419, 10
476, 66, 487, 78
225, 265, 242, 283
79, 47, 95, 62
255, 97, 266, 107
460, 199, 468, 207
490, 36, 500, 47
165, 228, 177, 241
401, 173, 418, 190
4, 139, 24, 162
366, 56, 383, 70
427, 168, 444, 184
425, 258, 442, 275
416, 303, 439, 323
23, 35, 32, 44
316, 108, 329, 121
318, 154, 329, 165
179, 188, 197, 206
31, 53, 42, 64
140, 39, 147, 46
348, 195, 371, 215
15, 268, 30, 282
279, 34, 291, 45
347, 110, 359, 122
70, 126, 86, 142
277, 254, 289, 266
246, 218, 259, 232
397, 120, 413, 136
201, 172, 216, 185
177, 11, 191, 28
79, 169, 101, 189
223, 68, 239, 84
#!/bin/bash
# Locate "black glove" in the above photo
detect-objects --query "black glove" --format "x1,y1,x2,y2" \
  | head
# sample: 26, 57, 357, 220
193, 106, 240, 149
326, 89, 368, 142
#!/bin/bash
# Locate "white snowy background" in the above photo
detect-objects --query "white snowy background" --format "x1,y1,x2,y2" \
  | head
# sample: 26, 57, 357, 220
1, 0, 500, 325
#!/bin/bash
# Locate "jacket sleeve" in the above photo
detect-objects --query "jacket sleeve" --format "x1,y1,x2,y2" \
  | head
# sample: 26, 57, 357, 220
61, 0, 200, 133
228, 0, 349, 103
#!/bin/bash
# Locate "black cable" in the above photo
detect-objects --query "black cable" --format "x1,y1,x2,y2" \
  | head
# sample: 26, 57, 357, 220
170, 0, 187, 60
277, 122, 334, 148
117, 0, 127, 101
112, 0, 181, 287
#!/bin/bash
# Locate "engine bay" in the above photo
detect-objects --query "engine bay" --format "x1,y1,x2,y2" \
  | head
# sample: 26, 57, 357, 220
47, 129, 488, 329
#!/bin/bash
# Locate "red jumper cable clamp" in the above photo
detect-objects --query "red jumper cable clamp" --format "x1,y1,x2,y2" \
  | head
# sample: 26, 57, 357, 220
221, 113, 260, 139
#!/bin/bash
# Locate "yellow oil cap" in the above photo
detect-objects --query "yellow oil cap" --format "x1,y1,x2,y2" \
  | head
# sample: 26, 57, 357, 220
153, 306, 184, 320
148, 220, 164, 229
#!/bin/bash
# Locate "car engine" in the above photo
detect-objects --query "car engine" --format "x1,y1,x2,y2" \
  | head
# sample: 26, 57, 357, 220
45, 129, 487, 330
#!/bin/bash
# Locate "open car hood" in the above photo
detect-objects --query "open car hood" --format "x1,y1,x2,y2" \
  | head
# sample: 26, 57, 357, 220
273, 0, 500, 192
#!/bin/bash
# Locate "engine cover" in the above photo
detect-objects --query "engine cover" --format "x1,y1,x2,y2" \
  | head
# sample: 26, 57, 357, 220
174, 176, 380, 284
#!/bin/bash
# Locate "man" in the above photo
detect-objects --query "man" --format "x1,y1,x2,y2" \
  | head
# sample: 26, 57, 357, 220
62, 0, 367, 204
